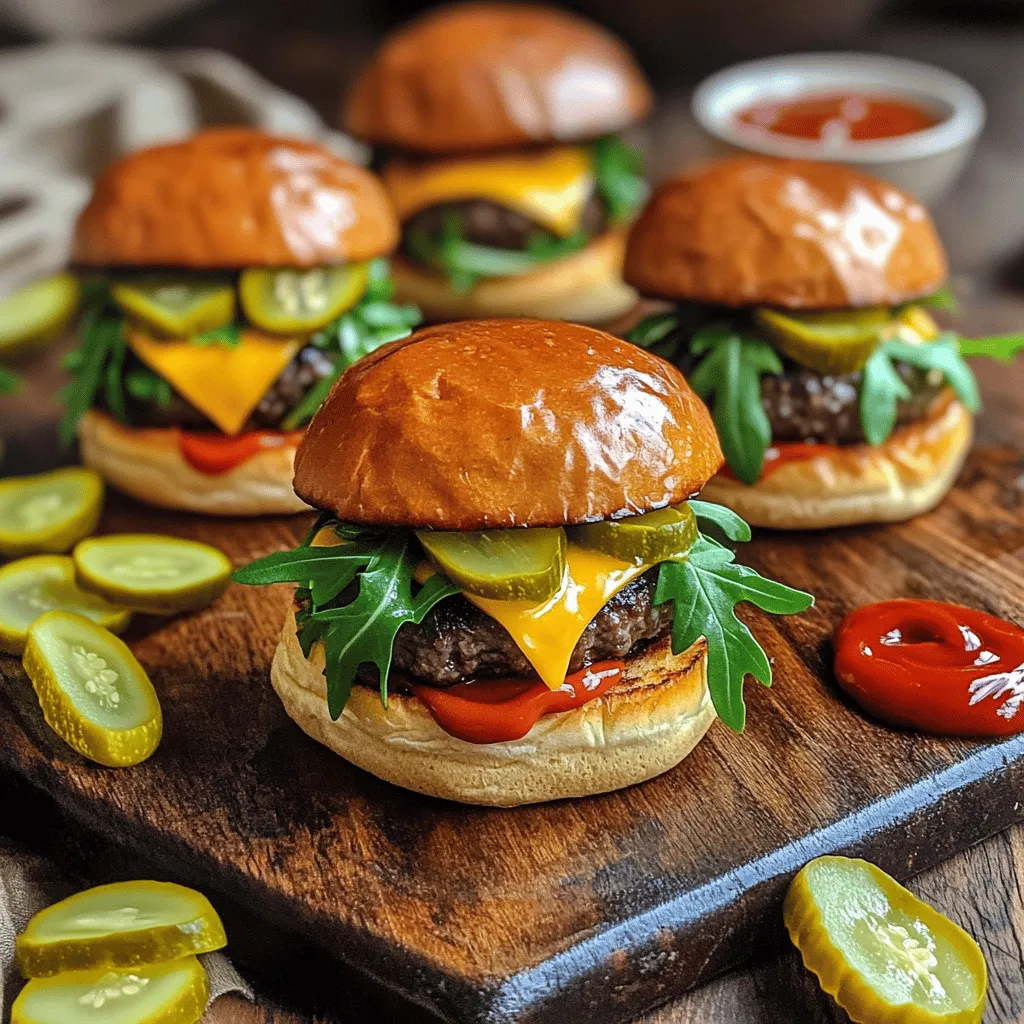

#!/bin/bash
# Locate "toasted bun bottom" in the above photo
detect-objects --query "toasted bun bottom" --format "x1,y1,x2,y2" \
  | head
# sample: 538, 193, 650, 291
272, 609, 715, 806
391, 230, 639, 325
700, 394, 972, 530
79, 410, 309, 516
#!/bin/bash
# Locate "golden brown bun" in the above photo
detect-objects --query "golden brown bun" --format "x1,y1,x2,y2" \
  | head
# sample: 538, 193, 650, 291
700, 393, 971, 529
73, 128, 399, 268
79, 411, 310, 516
624, 157, 948, 310
343, 3, 653, 154
391, 229, 639, 324
273, 608, 714, 805
294, 318, 723, 529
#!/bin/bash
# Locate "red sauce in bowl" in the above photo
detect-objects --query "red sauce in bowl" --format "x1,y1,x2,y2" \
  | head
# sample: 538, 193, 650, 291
834, 600, 1024, 737
736, 92, 940, 143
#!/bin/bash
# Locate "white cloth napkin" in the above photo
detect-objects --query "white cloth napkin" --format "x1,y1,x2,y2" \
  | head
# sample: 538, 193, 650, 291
0, 840, 252, 1020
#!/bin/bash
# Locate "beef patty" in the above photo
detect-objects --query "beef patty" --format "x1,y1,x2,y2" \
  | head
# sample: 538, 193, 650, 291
115, 345, 335, 432
401, 195, 606, 265
384, 568, 671, 689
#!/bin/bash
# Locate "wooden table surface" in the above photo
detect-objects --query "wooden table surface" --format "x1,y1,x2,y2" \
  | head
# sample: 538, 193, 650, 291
5, 11, 1024, 1024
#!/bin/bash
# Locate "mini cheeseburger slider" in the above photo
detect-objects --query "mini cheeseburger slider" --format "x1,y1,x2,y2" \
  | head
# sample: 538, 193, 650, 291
63, 128, 420, 516
343, 3, 652, 325
234, 319, 812, 805
624, 157, 1022, 530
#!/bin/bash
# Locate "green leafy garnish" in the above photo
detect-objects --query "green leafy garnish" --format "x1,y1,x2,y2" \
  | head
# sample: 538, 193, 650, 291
859, 333, 980, 446
0, 364, 20, 394
591, 134, 648, 224
233, 524, 458, 716
281, 260, 420, 430
957, 334, 1024, 363
627, 311, 682, 361
193, 323, 241, 346
407, 212, 590, 294
124, 369, 173, 407
687, 325, 782, 485
655, 531, 813, 732
915, 284, 959, 314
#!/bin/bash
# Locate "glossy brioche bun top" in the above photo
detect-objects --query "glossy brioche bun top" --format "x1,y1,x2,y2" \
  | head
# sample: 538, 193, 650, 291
294, 318, 722, 529
624, 156, 948, 310
343, 3, 653, 155
73, 128, 399, 268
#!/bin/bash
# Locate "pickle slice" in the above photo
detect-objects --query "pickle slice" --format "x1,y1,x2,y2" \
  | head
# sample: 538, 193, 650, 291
0, 556, 130, 655
569, 503, 698, 565
757, 307, 893, 374
0, 273, 80, 358
785, 856, 987, 1024
17, 880, 227, 978
23, 610, 162, 768
0, 468, 104, 557
416, 528, 567, 601
12, 956, 208, 1024
73, 535, 232, 615
239, 264, 368, 334
111, 279, 235, 338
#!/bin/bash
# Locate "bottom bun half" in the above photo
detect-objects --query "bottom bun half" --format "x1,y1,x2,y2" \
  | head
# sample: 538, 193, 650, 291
79, 410, 310, 516
700, 393, 973, 530
391, 230, 639, 325
272, 608, 715, 806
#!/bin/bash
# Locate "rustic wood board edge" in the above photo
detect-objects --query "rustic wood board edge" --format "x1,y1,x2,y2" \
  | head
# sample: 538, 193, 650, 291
4, 696, 1024, 1024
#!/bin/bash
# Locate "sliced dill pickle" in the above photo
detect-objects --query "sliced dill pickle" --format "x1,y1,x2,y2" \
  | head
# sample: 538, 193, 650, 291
569, 503, 698, 565
239, 264, 368, 334
785, 856, 987, 1024
23, 611, 162, 768
17, 880, 226, 978
757, 307, 893, 374
416, 528, 566, 601
0, 468, 104, 557
0, 556, 130, 655
73, 535, 232, 615
111, 278, 235, 338
11, 956, 208, 1024
0, 273, 80, 358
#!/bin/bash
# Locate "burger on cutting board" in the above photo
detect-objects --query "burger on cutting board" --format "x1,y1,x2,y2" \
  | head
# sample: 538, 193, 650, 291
623, 156, 1024, 529
63, 128, 420, 516
234, 319, 812, 806
343, 3, 652, 325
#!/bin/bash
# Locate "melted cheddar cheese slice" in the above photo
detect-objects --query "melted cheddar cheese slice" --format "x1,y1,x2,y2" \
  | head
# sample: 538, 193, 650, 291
127, 329, 301, 436
465, 544, 651, 690
383, 147, 595, 239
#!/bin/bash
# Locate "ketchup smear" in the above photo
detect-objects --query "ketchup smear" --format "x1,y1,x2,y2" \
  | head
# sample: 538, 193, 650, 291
179, 430, 302, 476
834, 600, 1024, 737
412, 660, 624, 744
722, 441, 839, 483
736, 92, 939, 143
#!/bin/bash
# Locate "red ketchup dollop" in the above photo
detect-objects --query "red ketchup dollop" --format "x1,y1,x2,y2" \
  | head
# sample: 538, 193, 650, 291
179, 430, 301, 475
736, 92, 939, 143
834, 600, 1024, 737
411, 660, 624, 744
721, 441, 839, 483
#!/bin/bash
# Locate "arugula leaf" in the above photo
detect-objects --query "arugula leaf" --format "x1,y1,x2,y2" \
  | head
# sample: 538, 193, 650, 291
591, 134, 648, 223
656, 532, 813, 731
231, 539, 375, 606
687, 324, 782, 485
313, 538, 460, 715
0, 365, 19, 394
124, 369, 173, 407
688, 499, 752, 542
915, 284, 959, 314
407, 211, 590, 294
193, 323, 241, 346
860, 334, 980, 446
626, 311, 683, 361
957, 334, 1024, 363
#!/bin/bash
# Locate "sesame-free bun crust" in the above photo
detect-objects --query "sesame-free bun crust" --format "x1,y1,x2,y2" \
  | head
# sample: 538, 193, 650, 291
344, 3, 653, 154
700, 393, 971, 529
294, 318, 723, 529
73, 128, 399, 268
625, 157, 948, 310
391, 229, 638, 324
273, 608, 714, 805
79, 411, 310, 516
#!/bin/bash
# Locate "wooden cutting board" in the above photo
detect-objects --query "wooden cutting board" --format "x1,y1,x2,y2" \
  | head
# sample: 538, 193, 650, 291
1, 358, 1023, 1024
